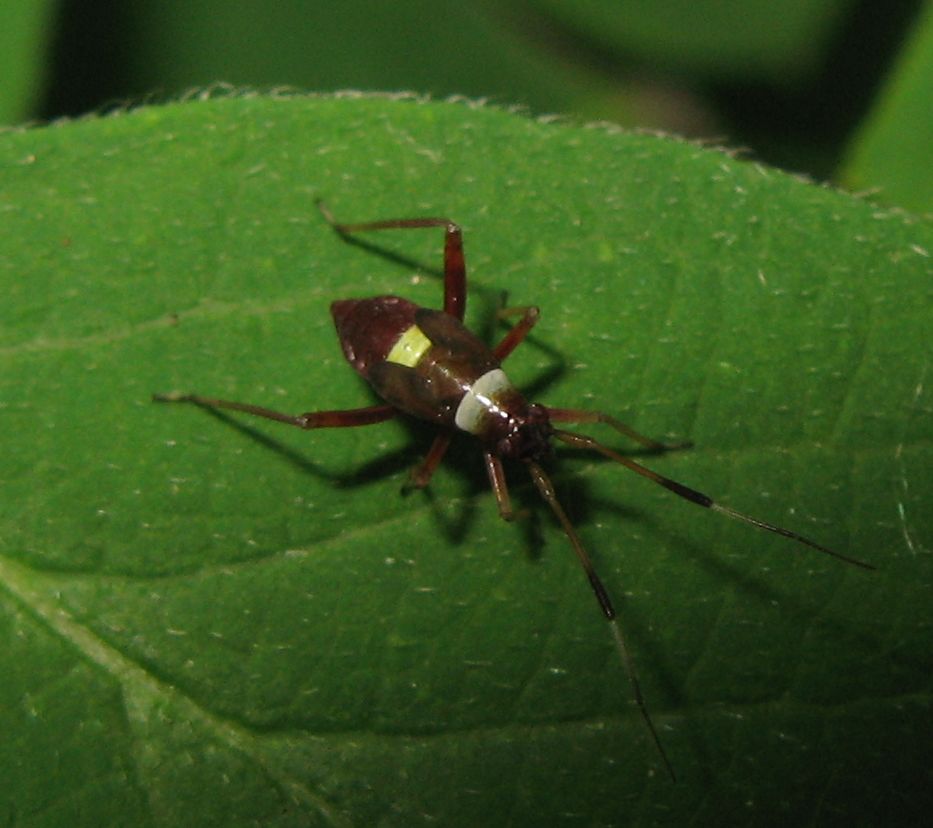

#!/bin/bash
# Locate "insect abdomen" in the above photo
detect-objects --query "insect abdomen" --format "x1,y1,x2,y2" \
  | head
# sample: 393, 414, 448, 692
331, 295, 419, 378
331, 296, 521, 433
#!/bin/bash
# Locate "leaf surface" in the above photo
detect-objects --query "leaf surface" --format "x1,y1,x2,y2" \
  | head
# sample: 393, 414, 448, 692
1, 94, 931, 826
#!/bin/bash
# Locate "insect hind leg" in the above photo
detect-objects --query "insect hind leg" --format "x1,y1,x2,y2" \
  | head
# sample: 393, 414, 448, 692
153, 392, 397, 430
316, 201, 466, 321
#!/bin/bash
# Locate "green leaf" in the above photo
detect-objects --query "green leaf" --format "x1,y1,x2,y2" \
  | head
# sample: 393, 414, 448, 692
2, 94, 931, 825
840, 0, 933, 213
527, 0, 858, 82
0, 0, 57, 125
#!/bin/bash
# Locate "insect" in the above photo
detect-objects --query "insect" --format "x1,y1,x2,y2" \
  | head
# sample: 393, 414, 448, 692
155, 203, 874, 780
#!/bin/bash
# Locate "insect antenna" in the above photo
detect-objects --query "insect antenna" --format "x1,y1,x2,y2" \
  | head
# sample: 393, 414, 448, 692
552, 429, 875, 571
525, 460, 677, 782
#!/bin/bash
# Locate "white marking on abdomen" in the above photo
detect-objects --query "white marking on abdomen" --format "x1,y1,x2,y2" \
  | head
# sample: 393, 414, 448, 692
454, 368, 514, 435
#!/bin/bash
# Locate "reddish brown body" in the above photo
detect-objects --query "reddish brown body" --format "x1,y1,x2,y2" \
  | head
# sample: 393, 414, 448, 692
332, 295, 550, 458
332, 295, 498, 424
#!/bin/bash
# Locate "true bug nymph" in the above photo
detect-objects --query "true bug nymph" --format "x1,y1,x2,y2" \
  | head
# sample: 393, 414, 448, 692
155, 204, 874, 780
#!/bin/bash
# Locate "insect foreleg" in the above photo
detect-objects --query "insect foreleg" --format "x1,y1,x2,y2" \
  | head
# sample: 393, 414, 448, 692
483, 450, 517, 521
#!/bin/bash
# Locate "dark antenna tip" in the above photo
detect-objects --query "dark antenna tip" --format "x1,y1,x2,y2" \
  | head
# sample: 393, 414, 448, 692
526, 460, 678, 780
608, 620, 676, 783
552, 429, 875, 570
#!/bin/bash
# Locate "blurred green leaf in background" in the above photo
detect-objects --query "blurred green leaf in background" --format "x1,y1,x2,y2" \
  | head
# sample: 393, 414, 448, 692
1, 0, 930, 211
0, 0, 57, 125
841, 0, 933, 212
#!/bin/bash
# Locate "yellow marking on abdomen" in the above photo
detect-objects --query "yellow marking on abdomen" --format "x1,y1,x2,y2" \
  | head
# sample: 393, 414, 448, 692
386, 324, 432, 368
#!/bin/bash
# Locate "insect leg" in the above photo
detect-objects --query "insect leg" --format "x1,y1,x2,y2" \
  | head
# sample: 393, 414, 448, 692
526, 460, 676, 781
493, 306, 541, 361
483, 450, 516, 520
552, 429, 875, 570
404, 432, 453, 491
153, 393, 397, 429
546, 408, 691, 452
317, 201, 466, 321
